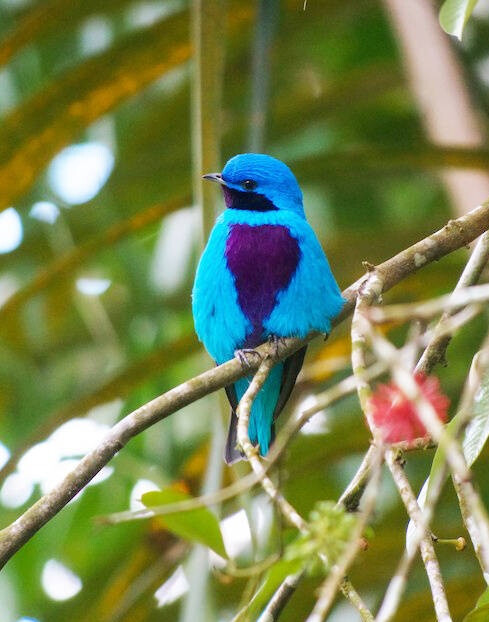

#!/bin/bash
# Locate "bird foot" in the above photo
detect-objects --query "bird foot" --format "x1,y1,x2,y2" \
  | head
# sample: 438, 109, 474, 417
268, 334, 286, 359
234, 348, 262, 370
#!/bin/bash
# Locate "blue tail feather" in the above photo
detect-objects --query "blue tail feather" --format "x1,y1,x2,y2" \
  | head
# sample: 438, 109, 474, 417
234, 363, 284, 455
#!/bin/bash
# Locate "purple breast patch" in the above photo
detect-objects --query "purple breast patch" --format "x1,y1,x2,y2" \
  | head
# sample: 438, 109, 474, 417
225, 224, 301, 346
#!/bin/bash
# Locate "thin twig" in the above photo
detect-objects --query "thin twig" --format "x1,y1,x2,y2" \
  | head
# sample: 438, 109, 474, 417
446, 335, 489, 577
385, 449, 452, 622
375, 458, 450, 622
286, 363, 386, 443
351, 270, 384, 428
256, 571, 304, 622
367, 283, 489, 323
453, 474, 489, 581
216, 553, 280, 579
453, 336, 489, 437
236, 358, 308, 622
417, 229, 489, 374
338, 444, 378, 512
305, 447, 383, 622
340, 577, 375, 622
237, 356, 306, 531
418, 304, 483, 347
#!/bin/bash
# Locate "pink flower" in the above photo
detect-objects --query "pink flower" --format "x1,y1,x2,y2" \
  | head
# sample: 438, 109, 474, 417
369, 373, 449, 443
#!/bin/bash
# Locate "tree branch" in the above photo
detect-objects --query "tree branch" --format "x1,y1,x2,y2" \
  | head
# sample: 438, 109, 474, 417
385, 450, 452, 622
236, 356, 307, 531
257, 571, 304, 622
0, 201, 489, 569
340, 578, 374, 622
417, 230, 489, 373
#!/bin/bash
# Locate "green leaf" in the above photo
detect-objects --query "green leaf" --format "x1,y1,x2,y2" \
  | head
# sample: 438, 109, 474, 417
462, 366, 489, 467
439, 0, 479, 40
141, 488, 228, 559
476, 586, 489, 607
424, 411, 459, 499
232, 558, 303, 622
428, 364, 489, 496
463, 602, 489, 622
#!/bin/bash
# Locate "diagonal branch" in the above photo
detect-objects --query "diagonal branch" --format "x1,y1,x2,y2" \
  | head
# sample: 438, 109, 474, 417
0, 201, 488, 569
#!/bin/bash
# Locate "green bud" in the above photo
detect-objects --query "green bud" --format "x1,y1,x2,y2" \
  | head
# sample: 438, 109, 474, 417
285, 501, 357, 577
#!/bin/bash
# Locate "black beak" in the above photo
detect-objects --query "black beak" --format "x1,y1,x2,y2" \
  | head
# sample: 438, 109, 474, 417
202, 173, 226, 185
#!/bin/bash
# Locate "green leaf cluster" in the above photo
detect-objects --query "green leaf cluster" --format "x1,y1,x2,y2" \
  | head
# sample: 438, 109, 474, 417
285, 501, 357, 576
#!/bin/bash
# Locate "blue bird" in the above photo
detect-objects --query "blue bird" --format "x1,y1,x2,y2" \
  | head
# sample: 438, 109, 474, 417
192, 154, 344, 463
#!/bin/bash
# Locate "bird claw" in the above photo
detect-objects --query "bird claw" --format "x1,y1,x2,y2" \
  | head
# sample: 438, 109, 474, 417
234, 348, 262, 370
268, 334, 286, 359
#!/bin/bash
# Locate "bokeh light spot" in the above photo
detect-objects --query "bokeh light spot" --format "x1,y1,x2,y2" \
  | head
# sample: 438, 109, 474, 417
76, 277, 111, 296
219, 510, 250, 559
29, 201, 60, 224
130, 479, 159, 511
0, 441, 10, 470
41, 559, 82, 601
154, 566, 188, 607
0, 472, 34, 508
48, 143, 114, 205
0, 208, 23, 253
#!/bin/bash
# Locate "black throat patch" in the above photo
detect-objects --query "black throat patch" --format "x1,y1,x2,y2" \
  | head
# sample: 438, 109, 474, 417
222, 187, 277, 212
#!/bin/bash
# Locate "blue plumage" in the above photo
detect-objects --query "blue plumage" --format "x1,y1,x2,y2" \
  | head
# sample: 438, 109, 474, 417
192, 154, 344, 463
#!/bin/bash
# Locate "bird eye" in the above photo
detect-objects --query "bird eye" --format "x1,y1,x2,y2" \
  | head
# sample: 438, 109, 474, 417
242, 179, 257, 191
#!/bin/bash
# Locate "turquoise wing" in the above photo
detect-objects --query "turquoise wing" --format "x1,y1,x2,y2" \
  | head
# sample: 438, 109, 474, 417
192, 215, 251, 364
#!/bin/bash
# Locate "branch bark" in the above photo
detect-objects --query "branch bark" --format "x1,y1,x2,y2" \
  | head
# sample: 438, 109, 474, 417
385, 450, 452, 622
0, 200, 488, 569
416, 230, 489, 373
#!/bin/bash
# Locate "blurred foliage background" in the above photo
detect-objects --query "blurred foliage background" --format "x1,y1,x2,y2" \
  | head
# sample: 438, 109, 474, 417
1, 0, 489, 620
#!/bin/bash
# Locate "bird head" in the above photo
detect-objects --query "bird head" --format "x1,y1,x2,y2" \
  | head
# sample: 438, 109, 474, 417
203, 153, 305, 217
